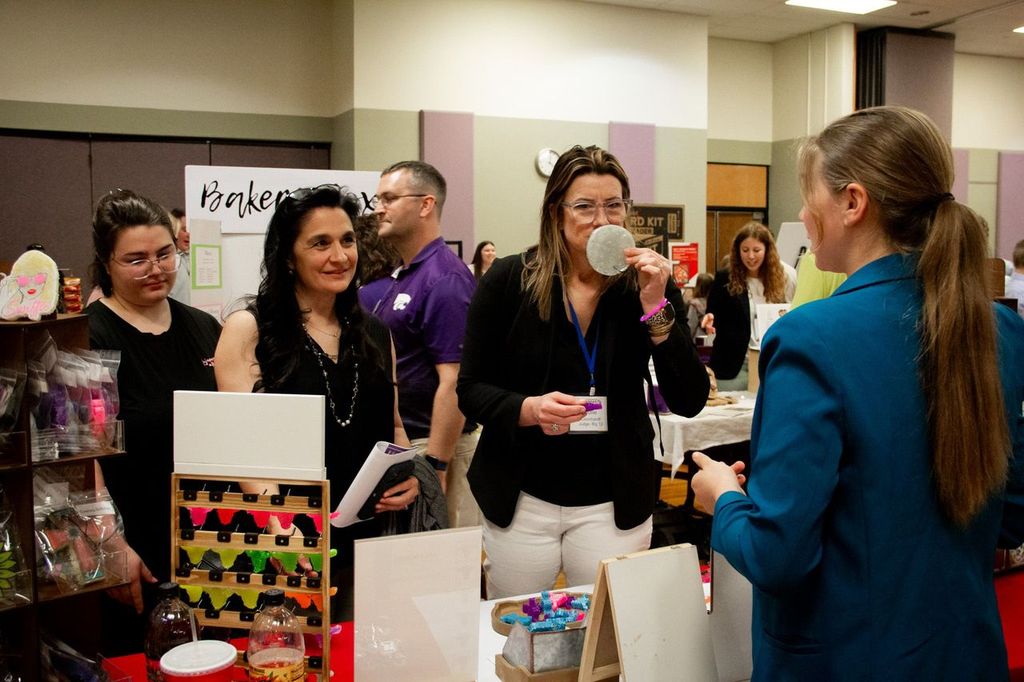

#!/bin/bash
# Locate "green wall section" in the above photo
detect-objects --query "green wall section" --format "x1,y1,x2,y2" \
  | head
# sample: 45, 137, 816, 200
770, 138, 804, 231
331, 110, 356, 170
707, 139, 772, 165
473, 115, 608, 255
0, 99, 333, 141
967, 148, 1000, 253
656, 127, 708, 255
350, 109, 419, 172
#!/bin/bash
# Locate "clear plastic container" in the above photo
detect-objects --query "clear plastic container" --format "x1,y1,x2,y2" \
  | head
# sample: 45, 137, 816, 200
145, 582, 194, 682
247, 588, 305, 681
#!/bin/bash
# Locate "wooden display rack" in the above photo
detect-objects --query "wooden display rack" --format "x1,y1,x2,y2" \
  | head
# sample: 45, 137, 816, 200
170, 473, 331, 677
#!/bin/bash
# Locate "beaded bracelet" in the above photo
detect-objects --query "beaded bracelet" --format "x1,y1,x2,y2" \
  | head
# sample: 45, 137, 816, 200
639, 298, 669, 322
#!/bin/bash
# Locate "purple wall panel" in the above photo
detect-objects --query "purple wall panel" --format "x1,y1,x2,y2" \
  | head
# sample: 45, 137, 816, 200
951, 148, 969, 203
997, 152, 1024, 260
420, 111, 474, 261
608, 122, 655, 203
884, 32, 954, 141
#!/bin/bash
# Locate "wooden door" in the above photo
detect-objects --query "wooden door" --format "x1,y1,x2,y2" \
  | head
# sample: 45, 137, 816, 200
706, 211, 760, 273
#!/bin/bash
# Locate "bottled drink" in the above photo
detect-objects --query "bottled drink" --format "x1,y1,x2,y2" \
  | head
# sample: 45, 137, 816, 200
145, 582, 194, 682
247, 588, 305, 682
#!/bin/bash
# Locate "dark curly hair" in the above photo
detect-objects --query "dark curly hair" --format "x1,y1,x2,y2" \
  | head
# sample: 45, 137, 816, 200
252, 184, 387, 392
90, 189, 174, 296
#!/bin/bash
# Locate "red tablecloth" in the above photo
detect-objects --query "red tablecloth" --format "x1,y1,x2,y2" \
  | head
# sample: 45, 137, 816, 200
997, 570, 1024, 681
104, 623, 353, 681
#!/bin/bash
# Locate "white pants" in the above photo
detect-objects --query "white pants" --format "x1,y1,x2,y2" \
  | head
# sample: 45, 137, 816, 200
411, 428, 482, 529
482, 492, 652, 599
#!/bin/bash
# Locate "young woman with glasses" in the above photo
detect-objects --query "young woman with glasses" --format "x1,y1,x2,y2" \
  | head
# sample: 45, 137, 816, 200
457, 145, 710, 598
86, 189, 222, 653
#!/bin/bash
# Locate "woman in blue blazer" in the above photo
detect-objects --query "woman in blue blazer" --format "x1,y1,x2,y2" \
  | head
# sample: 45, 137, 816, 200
693, 107, 1024, 680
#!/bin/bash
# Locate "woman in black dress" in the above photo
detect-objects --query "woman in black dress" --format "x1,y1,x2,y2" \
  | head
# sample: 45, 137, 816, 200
86, 190, 221, 653
214, 184, 419, 620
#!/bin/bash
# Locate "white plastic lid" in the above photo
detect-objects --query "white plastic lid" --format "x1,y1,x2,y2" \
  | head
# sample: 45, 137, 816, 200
160, 640, 238, 676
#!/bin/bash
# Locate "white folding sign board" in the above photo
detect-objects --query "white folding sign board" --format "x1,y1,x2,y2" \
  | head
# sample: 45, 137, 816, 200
184, 165, 380, 318
173, 390, 325, 481
354, 527, 482, 682
603, 544, 718, 681
709, 551, 753, 682
775, 222, 811, 269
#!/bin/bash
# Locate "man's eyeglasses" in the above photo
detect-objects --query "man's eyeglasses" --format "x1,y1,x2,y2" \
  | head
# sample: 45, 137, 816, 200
561, 199, 632, 223
113, 253, 179, 279
375, 193, 428, 209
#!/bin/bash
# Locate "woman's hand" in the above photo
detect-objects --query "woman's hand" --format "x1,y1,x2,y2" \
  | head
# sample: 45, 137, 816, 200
107, 541, 157, 614
690, 451, 747, 513
519, 392, 588, 436
700, 313, 716, 336
376, 475, 420, 514
625, 247, 672, 313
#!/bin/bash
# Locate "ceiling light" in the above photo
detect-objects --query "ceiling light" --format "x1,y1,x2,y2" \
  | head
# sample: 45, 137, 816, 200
1014, 25, 1024, 33
785, 0, 897, 14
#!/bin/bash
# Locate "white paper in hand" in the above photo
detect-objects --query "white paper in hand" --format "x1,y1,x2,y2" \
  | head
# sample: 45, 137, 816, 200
331, 441, 416, 527
586, 224, 635, 276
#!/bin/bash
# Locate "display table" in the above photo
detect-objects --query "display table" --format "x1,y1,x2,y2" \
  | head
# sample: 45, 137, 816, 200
105, 627, 354, 681
651, 392, 756, 476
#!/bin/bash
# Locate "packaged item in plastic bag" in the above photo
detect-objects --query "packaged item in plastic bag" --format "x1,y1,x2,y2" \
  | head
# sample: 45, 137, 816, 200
0, 486, 30, 606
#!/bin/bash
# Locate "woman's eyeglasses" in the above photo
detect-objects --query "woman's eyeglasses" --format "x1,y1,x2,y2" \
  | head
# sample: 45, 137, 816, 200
113, 253, 179, 279
560, 199, 632, 223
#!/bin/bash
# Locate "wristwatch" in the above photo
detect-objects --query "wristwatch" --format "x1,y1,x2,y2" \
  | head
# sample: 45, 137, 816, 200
644, 301, 676, 334
424, 454, 449, 472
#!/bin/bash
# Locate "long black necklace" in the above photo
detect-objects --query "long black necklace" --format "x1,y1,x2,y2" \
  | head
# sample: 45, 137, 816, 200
304, 326, 358, 428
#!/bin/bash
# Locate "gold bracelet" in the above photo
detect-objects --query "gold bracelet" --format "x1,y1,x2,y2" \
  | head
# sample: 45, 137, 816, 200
648, 320, 675, 336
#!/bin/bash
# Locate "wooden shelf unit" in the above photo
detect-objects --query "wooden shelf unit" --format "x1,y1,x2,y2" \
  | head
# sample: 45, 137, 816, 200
171, 473, 332, 678
0, 315, 129, 681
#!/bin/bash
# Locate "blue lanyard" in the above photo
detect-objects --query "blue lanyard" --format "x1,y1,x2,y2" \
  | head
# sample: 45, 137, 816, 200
566, 299, 599, 396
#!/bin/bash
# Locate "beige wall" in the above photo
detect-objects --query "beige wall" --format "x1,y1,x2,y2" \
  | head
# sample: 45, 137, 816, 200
708, 39, 773, 143
352, 0, 708, 128
0, 0, 338, 117
953, 54, 1024, 151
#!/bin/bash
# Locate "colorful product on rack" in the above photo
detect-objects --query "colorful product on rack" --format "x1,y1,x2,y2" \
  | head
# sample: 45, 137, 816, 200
178, 546, 334, 575
183, 507, 321, 534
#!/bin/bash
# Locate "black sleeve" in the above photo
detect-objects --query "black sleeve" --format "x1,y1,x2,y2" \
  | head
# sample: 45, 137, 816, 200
650, 277, 710, 417
456, 256, 528, 430
705, 269, 731, 320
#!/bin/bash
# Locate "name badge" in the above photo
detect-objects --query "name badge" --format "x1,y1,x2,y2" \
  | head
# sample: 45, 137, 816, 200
569, 396, 608, 433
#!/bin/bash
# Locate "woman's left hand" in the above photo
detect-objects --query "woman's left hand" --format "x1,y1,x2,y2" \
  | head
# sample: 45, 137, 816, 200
376, 475, 420, 514
624, 247, 672, 313
690, 451, 747, 513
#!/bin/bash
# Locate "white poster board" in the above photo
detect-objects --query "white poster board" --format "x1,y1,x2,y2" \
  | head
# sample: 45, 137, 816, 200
173, 390, 325, 481
184, 166, 380, 318
354, 527, 482, 682
775, 222, 811, 269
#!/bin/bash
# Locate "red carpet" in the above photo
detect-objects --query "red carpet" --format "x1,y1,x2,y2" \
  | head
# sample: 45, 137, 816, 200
997, 570, 1024, 681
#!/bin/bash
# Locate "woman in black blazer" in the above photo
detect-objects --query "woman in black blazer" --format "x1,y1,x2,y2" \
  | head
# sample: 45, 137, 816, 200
703, 222, 794, 390
457, 146, 709, 598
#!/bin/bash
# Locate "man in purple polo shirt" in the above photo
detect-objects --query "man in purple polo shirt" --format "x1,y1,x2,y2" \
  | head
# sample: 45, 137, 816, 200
359, 160, 481, 528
